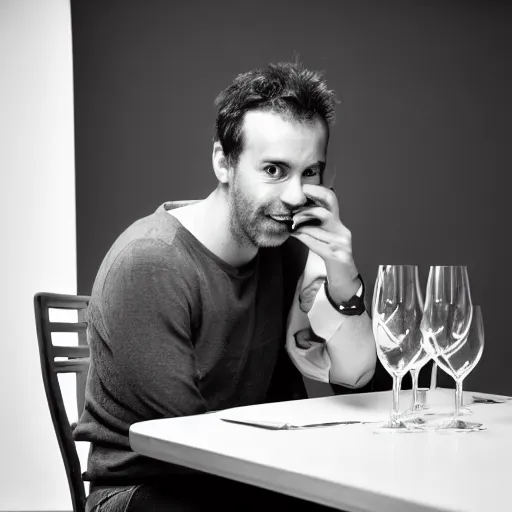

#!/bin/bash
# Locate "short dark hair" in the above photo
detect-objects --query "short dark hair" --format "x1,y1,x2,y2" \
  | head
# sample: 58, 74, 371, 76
214, 60, 339, 166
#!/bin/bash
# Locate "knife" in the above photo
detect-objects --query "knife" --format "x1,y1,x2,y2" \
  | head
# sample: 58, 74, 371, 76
220, 418, 366, 430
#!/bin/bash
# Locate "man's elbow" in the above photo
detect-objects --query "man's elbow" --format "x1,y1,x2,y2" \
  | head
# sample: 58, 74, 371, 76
330, 367, 375, 389
329, 349, 377, 388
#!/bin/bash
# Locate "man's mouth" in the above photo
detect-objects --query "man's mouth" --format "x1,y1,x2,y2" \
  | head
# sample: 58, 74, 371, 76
268, 215, 293, 226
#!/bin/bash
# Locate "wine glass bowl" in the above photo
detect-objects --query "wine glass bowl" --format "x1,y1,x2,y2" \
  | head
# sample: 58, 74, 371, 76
434, 305, 484, 382
421, 266, 473, 357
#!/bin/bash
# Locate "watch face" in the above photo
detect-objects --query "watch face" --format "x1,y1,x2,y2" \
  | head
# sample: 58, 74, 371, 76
339, 279, 365, 313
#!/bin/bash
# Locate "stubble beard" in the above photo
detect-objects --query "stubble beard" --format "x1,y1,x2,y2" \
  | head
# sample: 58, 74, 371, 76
228, 180, 288, 249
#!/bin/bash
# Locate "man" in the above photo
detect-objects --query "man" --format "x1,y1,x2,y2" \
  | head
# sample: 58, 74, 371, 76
75, 60, 377, 511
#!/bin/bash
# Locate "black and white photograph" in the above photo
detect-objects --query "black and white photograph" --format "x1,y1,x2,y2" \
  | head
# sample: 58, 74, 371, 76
2, 0, 511, 510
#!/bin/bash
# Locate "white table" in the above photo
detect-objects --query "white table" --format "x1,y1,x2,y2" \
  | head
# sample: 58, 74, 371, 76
129, 388, 512, 512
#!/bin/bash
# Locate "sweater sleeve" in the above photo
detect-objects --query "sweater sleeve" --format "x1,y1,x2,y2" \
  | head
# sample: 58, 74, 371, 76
285, 250, 376, 387
101, 238, 209, 418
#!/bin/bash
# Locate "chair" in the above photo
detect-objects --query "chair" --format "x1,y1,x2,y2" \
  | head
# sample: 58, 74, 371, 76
34, 292, 91, 512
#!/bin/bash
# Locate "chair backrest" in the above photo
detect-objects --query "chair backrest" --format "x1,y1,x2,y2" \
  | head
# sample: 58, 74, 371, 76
34, 292, 91, 512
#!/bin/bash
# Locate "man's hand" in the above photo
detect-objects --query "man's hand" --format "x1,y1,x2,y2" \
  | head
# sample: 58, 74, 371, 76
290, 184, 360, 304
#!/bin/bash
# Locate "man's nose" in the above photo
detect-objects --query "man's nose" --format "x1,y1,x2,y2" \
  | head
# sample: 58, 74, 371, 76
280, 177, 307, 210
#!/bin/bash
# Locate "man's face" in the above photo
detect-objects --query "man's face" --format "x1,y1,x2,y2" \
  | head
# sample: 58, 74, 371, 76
228, 110, 328, 248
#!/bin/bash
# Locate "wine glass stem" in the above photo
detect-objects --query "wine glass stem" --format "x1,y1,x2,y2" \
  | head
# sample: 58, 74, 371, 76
410, 368, 419, 407
392, 374, 403, 422
455, 379, 463, 418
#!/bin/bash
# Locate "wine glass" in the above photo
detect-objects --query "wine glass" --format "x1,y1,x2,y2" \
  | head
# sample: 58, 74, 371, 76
420, 266, 483, 432
372, 265, 425, 433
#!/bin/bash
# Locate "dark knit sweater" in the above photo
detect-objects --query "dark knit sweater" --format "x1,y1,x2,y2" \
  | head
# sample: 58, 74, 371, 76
73, 202, 308, 485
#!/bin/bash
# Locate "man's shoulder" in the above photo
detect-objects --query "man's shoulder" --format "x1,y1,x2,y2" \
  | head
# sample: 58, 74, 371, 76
99, 207, 191, 276
114, 236, 178, 268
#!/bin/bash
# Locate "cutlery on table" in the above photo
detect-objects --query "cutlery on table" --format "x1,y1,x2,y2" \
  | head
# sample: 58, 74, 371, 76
220, 418, 373, 430
471, 396, 510, 404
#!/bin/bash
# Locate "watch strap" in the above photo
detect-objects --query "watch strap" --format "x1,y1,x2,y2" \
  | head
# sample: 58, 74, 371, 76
324, 274, 366, 316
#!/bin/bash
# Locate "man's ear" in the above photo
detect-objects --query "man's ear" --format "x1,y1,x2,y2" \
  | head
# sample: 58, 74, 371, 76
212, 141, 232, 184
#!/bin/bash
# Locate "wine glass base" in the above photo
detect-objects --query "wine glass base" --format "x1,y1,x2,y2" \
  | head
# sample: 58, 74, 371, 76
373, 420, 427, 434
402, 406, 428, 420
403, 416, 428, 426
435, 419, 485, 433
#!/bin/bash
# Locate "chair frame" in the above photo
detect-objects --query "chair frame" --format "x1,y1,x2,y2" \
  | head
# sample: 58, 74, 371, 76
34, 292, 91, 512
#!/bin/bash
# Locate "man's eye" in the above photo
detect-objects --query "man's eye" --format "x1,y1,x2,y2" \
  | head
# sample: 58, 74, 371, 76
303, 169, 319, 178
265, 165, 282, 177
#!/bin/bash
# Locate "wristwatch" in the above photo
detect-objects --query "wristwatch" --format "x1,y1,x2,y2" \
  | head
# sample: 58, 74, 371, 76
324, 274, 366, 316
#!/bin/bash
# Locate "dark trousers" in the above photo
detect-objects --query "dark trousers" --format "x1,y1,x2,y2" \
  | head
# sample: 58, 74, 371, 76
86, 474, 342, 511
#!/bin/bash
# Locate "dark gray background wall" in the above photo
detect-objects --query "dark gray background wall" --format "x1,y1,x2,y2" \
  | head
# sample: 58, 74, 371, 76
71, 0, 511, 395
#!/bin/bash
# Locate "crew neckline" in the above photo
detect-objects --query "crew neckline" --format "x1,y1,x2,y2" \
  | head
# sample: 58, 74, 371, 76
157, 201, 260, 279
